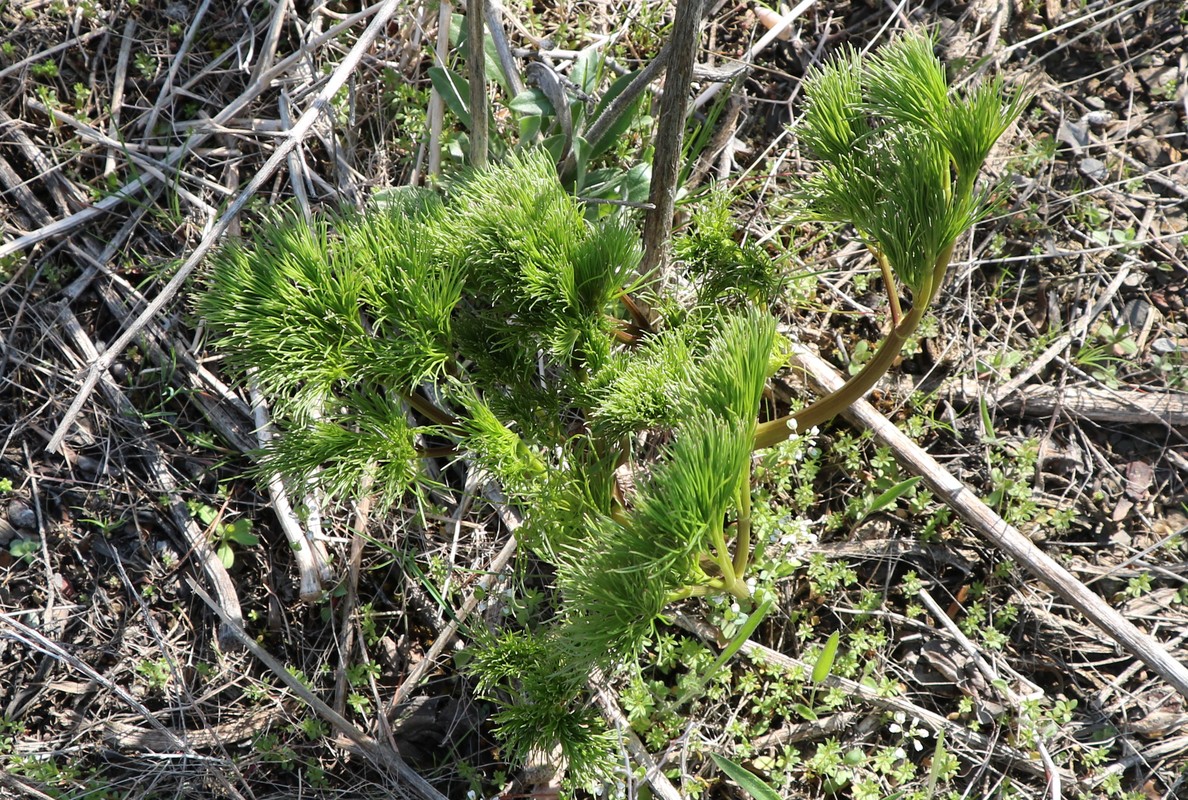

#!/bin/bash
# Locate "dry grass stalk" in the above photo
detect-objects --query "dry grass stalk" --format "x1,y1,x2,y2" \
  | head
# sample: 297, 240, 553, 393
674, 614, 1082, 790
187, 579, 448, 800
53, 303, 245, 649
789, 343, 1188, 700
44, 0, 405, 454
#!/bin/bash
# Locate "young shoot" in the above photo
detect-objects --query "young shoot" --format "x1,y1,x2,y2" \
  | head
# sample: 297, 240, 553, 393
196, 36, 1028, 788
754, 34, 1027, 448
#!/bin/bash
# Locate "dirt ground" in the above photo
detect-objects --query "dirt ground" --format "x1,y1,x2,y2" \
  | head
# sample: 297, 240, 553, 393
1, 1, 1187, 799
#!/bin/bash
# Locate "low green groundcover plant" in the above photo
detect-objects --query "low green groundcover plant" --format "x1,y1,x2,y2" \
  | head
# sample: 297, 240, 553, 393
199, 35, 1023, 790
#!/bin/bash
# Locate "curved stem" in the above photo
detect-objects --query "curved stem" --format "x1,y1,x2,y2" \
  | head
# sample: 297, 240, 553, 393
402, 389, 457, 428
666, 583, 714, 604
754, 243, 955, 451
708, 522, 750, 599
754, 301, 924, 449
874, 249, 902, 326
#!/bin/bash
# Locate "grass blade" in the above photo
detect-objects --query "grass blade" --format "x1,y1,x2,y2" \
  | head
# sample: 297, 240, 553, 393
710, 753, 782, 800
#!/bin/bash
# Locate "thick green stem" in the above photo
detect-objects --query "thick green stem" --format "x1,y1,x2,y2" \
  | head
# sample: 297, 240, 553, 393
731, 462, 753, 580
708, 522, 750, 599
924, 241, 956, 308
666, 583, 714, 604
754, 243, 954, 450
753, 301, 924, 449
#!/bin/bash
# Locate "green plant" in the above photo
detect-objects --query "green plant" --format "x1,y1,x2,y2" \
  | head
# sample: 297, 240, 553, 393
431, 40, 657, 212
187, 500, 260, 568
133, 52, 155, 80
712, 753, 782, 800
72, 81, 90, 108
31, 59, 58, 79
1123, 572, 1153, 599
753, 35, 1027, 448
8, 538, 38, 564
198, 35, 1024, 789
135, 658, 172, 691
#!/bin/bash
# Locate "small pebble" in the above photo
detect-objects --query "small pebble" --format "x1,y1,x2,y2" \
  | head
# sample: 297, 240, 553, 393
1078, 157, 1108, 181
1057, 120, 1089, 150
8, 500, 37, 530
76, 455, 106, 478
1082, 110, 1111, 127
1151, 337, 1181, 355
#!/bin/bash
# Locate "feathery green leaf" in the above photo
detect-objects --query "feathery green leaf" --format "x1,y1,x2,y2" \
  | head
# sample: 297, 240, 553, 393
259, 391, 421, 508
799, 45, 867, 163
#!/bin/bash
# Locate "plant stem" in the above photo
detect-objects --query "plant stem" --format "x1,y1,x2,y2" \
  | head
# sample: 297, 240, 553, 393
875, 249, 902, 326
467, 0, 488, 168
402, 390, 457, 428
924, 242, 956, 308
709, 522, 751, 599
666, 583, 714, 604
610, 320, 638, 345
427, 0, 452, 180
640, 0, 708, 274
620, 291, 653, 335
753, 301, 924, 449
731, 460, 752, 580
754, 245, 954, 450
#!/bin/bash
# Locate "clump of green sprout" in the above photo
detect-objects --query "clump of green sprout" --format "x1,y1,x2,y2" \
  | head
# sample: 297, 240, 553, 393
198, 34, 1024, 789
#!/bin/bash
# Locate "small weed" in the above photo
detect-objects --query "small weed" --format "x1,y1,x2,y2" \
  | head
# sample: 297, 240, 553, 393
253, 730, 298, 766
35, 86, 60, 120
135, 658, 172, 691
30, 59, 59, 79
8, 538, 39, 564
297, 717, 328, 741
72, 81, 90, 109
188, 500, 259, 568
133, 52, 155, 80
1123, 572, 1154, 599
